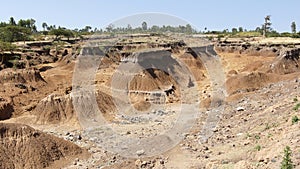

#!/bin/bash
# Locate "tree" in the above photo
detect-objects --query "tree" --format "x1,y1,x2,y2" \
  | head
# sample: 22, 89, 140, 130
42, 22, 48, 31
142, 21, 147, 31
281, 146, 294, 169
0, 25, 31, 42
9, 17, 16, 26
185, 24, 193, 34
126, 24, 132, 32
263, 15, 272, 37
255, 26, 261, 32
18, 19, 27, 27
238, 27, 243, 32
291, 22, 296, 34
232, 28, 238, 34
49, 28, 74, 40
16, 18, 37, 33
150, 25, 160, 32
84, 26, 92, 32
106, 24, 114, 32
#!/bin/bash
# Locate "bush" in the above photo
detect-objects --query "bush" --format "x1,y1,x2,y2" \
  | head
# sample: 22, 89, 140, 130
281, 146, 294, 169
293, 97, 298, 102
254, 145, 261, 151
0, 41, 16, 52
292, 116, 299, 125
293, 103, 300, 111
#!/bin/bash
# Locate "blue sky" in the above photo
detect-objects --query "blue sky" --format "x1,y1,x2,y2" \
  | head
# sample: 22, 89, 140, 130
1, 0, 300, 32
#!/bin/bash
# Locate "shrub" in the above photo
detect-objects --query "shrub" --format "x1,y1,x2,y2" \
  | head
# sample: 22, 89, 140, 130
292, 116, 299, 125
254, 145, 261, 151
281, 146, 294, 169
293, 103, 300, 111
293, 97, 298, 102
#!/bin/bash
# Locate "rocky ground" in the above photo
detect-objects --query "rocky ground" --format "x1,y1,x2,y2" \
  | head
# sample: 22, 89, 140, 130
0, 34, 300, 168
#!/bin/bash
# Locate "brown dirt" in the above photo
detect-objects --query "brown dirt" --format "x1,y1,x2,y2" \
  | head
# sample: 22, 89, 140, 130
2, 35, 300, 169
34, 93, 75, 124
95, 90, 117, 121
226, 72, 280, 95
129, 68, 178, 91
0, 68, 45, 84
0, 97, 13, 120
0, 123, 87, 169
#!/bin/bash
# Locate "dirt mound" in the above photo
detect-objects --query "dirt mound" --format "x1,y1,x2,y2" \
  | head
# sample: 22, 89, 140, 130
34, 93, 75, 124
0, 123, 85, 169
34, 89, 117, 124
0, 97, 13, 120
128, 68, 180, 107
95, 90, 116, 120
129, 68, 177, 91
0, 68, 45, 84
267, 48, 300, 74
226, 71, 279, 95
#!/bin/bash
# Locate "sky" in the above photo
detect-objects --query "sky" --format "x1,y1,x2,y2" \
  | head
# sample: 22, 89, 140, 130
1, 0, 300, 32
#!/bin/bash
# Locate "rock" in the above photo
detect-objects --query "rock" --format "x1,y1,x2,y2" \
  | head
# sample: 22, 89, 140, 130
135, 159, 141, 166
136, 149, 145, 156
236, 106, 245, 111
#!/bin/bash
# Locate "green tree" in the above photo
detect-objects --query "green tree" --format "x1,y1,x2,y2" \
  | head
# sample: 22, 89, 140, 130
238, 27, 243, 32
106, 24, 114, 32
291, 22, 296, 34
0, 25, 31, 42
17, 19, 37, 33
9, 17, 16, 26
150, 25, 159, 32
18, 19, 27, 27
263, 15, 272, 37
142, 21, 147, 31
185, 24, 193, 34
232, 28, 238, 34
82, 26, 92, 32
127, 24, 132, 32
49, 28, 74, 40
281, 146, 294, 169
42, 22, 48, 31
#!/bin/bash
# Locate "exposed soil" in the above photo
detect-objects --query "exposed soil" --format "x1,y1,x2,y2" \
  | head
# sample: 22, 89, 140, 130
0, 123, 88, 169
1, 34, 300, 168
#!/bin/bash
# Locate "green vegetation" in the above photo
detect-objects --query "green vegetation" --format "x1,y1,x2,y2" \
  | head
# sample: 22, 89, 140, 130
104, 21, 196, 34
49, 28, 74, 41
281, 146, 294, 169
263, 15, 272, 38
291, 22, 296, 34
254, 145, 261, 151
0, 17, 37, 42
0, 15, 300, 46
0, 41, 16, 53
292, 116, 299, 125
293, 97, 298, 102
293, 103, 300, 111
142, 21, 147, 31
